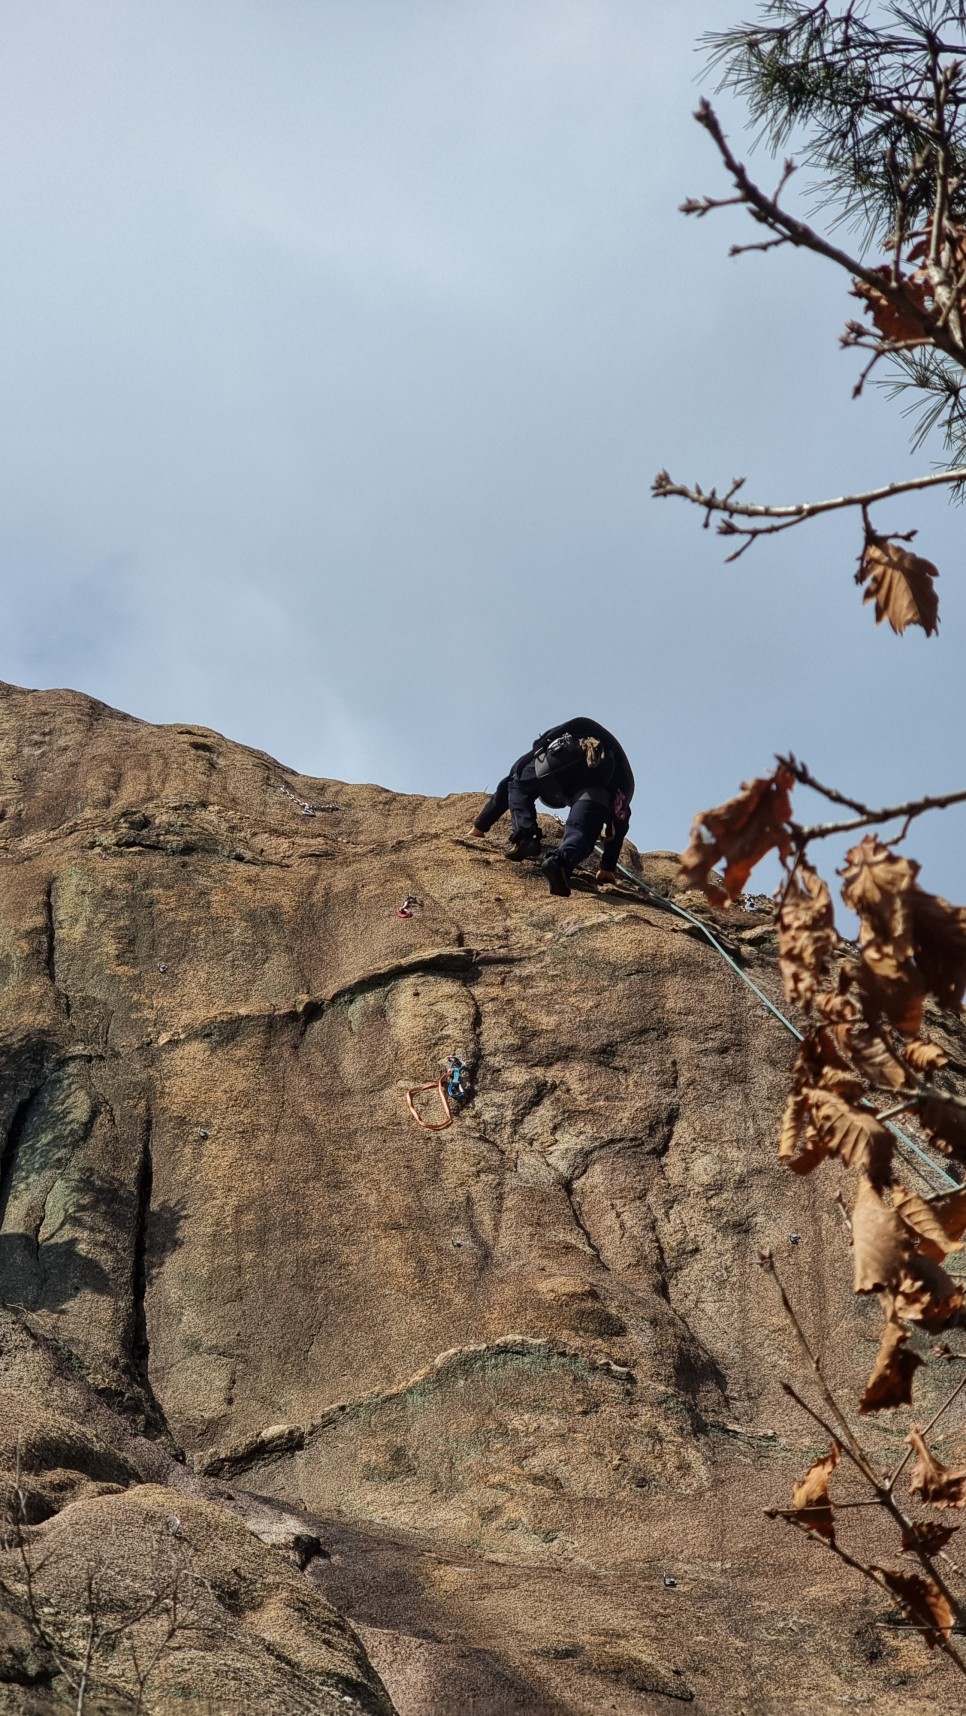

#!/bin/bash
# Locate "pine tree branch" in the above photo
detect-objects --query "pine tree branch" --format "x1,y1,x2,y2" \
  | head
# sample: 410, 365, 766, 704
690, 98, 966, 367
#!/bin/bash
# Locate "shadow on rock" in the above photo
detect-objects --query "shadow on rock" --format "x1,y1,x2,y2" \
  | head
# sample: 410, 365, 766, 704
0, 1231, 113, 1312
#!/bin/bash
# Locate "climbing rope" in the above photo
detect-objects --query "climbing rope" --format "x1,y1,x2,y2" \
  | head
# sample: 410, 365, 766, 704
406, 1058, 471, 1130
604, 853, 960, 1193
406, 1077, 455, 1131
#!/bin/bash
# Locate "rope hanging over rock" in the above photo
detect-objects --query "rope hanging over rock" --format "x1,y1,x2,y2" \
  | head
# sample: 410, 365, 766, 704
406, 1057, 471, 1130
406, 1077, 455, 1131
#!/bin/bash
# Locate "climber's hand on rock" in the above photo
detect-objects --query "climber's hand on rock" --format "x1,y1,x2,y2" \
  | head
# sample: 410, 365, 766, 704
595, 868, 618, 885
468, 825, 486, 838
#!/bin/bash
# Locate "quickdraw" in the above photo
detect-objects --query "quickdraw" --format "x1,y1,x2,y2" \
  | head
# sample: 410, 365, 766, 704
446, 1057, 470, 1101
397, 895, 421, 919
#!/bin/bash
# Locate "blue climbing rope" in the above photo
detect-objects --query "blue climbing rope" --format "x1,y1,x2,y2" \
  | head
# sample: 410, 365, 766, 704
605, 854, 960, 1193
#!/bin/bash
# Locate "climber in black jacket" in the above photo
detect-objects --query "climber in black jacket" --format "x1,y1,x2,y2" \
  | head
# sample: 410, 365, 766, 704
469, 718, 635, 897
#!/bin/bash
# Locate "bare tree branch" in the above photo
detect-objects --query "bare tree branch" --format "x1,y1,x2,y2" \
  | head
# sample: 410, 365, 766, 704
777, 754, 966, 842
651, 465, 966, 556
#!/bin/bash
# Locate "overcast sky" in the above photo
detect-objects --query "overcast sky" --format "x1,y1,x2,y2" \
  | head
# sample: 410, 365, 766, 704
2, 0, 964, 904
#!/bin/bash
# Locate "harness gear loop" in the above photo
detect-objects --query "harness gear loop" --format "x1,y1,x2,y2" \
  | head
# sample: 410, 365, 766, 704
406, 1078, 454, 1131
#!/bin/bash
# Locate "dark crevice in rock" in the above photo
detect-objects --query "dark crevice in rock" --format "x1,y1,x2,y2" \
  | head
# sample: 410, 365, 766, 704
0, 1082, 44, 1231
130, 1104, 176, 1445
42, 881, 56, 988
561, 1179, 609, 1272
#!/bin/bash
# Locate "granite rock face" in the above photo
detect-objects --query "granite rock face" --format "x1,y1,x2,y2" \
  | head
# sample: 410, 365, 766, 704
0, 681, 962, 1714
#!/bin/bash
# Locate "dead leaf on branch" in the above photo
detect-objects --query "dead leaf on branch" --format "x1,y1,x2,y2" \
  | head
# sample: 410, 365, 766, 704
831, 1022, 909, 1090
921, 1093, 966, 1162
839, 839, 966, 1032
851, 267, 932, 344
859, 1318, 924, 1413
767, 1442, 840, 1542
856, 942, 925, 1036
779, 1070, 894, 1179
841, 837, 918, 951
853, 1176, 915, 1292
778, 862, 836, 1009
810, 1089, 893, 1179
909, 887, 966, 1013
892, 1255, 965, 1330
903, 1040, 950, 1074
872, 1568, 955, 1648
855, 535, 940, 637
678, 764, 795, 906
890, 1184, 966, 1261
908, 1430, 966, 1509
813, 990, 861, 1023
902, 1521, 959, 1556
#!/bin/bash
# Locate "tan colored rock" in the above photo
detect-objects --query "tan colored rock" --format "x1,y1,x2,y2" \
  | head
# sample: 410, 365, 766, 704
0, 681, 962, 1713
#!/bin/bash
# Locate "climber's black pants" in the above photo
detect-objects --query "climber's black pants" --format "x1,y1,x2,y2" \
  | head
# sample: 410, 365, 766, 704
506, 764, 542, 838
507, 765, 610, 873
556, 791, 611, 872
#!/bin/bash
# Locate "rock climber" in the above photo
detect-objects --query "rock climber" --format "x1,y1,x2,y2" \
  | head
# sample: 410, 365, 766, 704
468, 718, 635, 897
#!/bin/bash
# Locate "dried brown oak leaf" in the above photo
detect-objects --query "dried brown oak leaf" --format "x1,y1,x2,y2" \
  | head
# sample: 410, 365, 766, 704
841, 837, 917, 948
856, 943, 925, 1035
678, 764, 794, 906
921, 1092, 966, 1162
842, 838, 925, 1032
872, 1568, 955, 1648
908, 1429, 966, 1509
807, 1089, 893, 1180
813, 990, 860, 1023
892, 1255, 964, 1331
778, 862, 836, 1010
890, 1184, 966, 1261
903, 1039, 950, 1074
852, 1175, 916, 1292
859, 1319, 923, 1413
851, 268, 931, 344
767, 1442, 840, 1542
909, 885, 966, 1012
855, 534, 939, 636
902, 1521, 959, 1557
779, 1076, 893, 1179
831, 1022, 908, 1090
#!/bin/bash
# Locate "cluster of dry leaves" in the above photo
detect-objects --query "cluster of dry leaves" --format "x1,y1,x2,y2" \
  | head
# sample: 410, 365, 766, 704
769, 1431, 966, 1649
680, 763, 966, 1652
851, 227, 966, 351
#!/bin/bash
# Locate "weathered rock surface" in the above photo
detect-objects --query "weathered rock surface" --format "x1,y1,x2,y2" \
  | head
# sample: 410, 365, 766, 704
0, 681, 963, 1712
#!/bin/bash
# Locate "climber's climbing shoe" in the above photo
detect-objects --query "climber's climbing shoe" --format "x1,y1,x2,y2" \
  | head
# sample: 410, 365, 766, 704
505, 830, 542, 861
541, 853, 571, 897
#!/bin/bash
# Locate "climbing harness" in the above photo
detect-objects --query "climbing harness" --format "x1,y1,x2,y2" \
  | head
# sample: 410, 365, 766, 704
397, 895, 421, 919
603, 851, 960, 1194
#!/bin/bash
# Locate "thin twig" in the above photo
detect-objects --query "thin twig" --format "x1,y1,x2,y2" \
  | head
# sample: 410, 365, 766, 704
761, 1254, 966, 1634
888, 1373, 966, 1492
652, 464, 966, 528
777, 757, 966, 841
